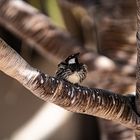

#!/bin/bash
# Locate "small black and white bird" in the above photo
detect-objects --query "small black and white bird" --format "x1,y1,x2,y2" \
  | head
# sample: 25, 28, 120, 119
55, 53, 87, 84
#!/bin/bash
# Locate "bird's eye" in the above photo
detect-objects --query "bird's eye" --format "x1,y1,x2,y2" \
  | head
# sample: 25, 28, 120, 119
68, 58, 76, 64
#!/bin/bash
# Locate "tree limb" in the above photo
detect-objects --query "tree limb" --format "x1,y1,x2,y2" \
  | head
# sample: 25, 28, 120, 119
0, 38, 140, 132
0, 0, 84, 60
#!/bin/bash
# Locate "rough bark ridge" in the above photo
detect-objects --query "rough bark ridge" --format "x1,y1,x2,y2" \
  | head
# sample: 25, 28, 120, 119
135, 0, 140, 139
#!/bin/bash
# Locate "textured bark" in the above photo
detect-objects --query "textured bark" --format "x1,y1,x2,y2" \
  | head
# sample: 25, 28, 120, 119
0, 0, 85, 60
136, 32, 140, 114
136, 0, 140, 139
137, 0, 140, 32
0, 38, 140, 133
136, 0, 140, 113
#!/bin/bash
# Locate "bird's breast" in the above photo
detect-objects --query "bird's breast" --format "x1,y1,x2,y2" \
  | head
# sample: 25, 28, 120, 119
66, 72, 80, 84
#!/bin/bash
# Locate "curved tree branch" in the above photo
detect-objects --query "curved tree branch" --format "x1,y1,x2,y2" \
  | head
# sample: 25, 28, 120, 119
0, 38, 140, 133
0, 0, 85, 60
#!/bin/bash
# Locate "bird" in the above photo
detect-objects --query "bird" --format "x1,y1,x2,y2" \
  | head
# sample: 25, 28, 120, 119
55, 53, 87, 84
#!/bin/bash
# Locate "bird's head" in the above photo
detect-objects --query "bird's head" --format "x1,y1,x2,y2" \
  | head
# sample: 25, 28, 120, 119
65, 53, 80, 65
57, 53, 80, 72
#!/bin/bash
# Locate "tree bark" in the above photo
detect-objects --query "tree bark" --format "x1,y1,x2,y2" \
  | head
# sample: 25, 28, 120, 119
135, 0, 140, 139
0, 38, 140, 133
0, 0, 84, 60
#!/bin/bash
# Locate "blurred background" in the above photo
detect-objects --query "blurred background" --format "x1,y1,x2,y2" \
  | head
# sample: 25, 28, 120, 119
0, 0, 137, 140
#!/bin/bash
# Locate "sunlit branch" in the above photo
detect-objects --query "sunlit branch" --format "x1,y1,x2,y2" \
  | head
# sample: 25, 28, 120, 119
0, 38, 140, 132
